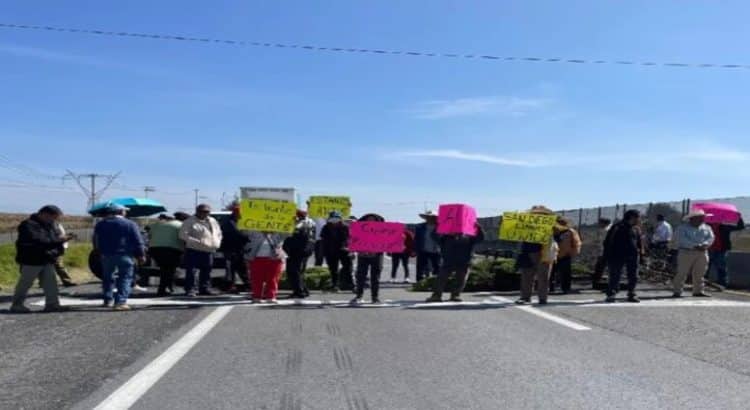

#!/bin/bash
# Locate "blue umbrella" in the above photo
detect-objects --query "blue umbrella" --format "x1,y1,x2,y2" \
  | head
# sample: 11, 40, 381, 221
88, 197, 167, 218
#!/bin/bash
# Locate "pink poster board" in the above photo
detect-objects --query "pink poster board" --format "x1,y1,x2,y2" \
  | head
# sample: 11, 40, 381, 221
349, 221, 406, 253
692, 202, 741, 224
437, 204, 477, 235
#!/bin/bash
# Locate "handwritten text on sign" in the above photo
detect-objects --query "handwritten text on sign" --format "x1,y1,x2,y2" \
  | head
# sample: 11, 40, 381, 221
349, 222, 405, 253
499, 212, 557, 244
437, 204, 477, 235
239, 199, 297, 233
308, 196, 351, 219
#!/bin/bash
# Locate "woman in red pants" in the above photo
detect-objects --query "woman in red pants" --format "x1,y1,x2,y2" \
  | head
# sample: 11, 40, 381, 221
246, 231, 286, 303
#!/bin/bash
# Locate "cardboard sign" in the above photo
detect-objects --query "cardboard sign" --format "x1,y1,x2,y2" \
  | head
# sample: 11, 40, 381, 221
499, 212, 557, 244
437, 204, 477, 235
349, 221, 405, 253
308, 196, 351, 219
240, 187, 296, 202
692, 202, 741, 225
238, 199, 296, 233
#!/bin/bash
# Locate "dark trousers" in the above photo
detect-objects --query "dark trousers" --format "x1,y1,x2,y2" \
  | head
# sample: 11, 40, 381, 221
224, 252, 250, 286
286, 254, 309, 296
356, 255, 383, 299
184, 249, 213, 293
593, 256, 606, 286
314, 240, 325, 266
325, 250, 352, 289
607, 258, 639, 296
551, 256, 573, 293
390, 253, 410, 279
150, 247, 183, 294
416, 252, 440, 282
432, 265, 470, 298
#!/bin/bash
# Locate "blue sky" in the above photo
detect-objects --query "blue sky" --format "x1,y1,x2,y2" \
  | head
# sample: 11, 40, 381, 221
1, 1, 749, 221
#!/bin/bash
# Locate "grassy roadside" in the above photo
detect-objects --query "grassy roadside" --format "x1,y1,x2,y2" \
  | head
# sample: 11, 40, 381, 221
0, 242, 96, 291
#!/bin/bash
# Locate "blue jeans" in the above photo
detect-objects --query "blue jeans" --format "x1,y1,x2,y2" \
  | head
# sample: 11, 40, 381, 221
607, 258, 639, 297
707, 250, 729, 286
101, 255, 135, 305
184, 249, 213, 293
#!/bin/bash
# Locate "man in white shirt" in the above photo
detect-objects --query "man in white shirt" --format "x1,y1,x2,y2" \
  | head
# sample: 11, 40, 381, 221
652, 214, 673, 248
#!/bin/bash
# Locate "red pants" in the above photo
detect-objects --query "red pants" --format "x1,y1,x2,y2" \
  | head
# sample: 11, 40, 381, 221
249, 257, 283, 300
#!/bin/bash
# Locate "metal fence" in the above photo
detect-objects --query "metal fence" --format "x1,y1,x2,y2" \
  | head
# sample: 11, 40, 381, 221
0, 228, 93, 245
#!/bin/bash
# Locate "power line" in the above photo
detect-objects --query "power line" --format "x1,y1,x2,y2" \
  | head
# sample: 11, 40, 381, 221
65, 170, 120, 209
1, 22, 748, 71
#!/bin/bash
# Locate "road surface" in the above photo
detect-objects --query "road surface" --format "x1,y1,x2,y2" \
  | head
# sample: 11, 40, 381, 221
3, 262, 750, 409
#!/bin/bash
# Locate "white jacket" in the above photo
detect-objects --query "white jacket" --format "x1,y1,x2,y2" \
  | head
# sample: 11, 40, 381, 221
179, 216, 222, 253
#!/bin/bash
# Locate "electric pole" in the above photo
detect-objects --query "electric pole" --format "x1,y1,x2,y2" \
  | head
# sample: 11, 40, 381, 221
194, 189, 199, 208
143, 186, 156, 198
65, 170, 121, 210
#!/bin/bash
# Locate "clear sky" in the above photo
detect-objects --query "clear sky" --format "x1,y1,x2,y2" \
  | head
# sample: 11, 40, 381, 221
1, 1, 749, 221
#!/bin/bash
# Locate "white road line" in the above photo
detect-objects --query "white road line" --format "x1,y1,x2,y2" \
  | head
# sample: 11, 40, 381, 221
491, 296, 591, 331
93, 305, 233, 410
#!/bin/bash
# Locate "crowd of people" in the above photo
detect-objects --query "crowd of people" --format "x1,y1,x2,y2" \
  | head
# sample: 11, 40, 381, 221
7, 201, 746, 313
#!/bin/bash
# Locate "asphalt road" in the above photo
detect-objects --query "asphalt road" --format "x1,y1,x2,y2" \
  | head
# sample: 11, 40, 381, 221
4, 260, 750, 410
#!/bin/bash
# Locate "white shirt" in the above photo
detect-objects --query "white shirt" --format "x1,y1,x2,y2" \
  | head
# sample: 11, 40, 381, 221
653, 221, 673, 243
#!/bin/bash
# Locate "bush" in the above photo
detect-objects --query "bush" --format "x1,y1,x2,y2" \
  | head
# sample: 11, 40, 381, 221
571, 262, 592, 278
411, 257, 520, 292
279, 266, 333, 290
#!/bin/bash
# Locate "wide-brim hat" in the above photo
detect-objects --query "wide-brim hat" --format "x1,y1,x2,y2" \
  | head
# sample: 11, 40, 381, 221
419, 210, 438, 219
683, 209, 712, 221
527, 205, 554, 215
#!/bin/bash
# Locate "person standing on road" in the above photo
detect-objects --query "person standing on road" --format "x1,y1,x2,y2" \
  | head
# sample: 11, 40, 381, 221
550, 218, 581, 294
179, 204, 222, 297
247, 231, 286, 303
603, 210, 643, 303
351, 213, 387, 304
219, 206, 252, 293
93, 203, 146, 311
389, 229, 414, 284
320, 211, 351, 292
283, 210, 316, 299
514, 206, 558, 306
52, 221, 77, 287
148, 214, 184, 297
707, 216, 744, 287
673, 209, 715, 297
10, 205, 74, 313
425, 222, 485, 303
592, 217, 612, 288
414, 211, 441, 282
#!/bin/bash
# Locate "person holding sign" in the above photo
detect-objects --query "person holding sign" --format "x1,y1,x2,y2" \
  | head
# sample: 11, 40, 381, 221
247, 231, 287, 303
283, 210, 316, 299
320, 211, 351, 292
512, 206, 559, 306
425, 206, 485, 303
350, 213, 388, 304
415, 211, 441, 282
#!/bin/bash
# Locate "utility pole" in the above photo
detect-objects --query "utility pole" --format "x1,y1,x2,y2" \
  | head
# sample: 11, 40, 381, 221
194, 189, 199, 208
143, 186, 156, 198
65, 170, 121, 210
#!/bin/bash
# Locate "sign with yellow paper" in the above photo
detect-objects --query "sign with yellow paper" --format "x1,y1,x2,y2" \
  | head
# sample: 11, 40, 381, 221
307, 196, 351, 219
239, 199, 297, 233
499, 212, 557, 244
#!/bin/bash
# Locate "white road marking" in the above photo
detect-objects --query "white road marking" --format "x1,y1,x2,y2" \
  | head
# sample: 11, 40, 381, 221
575, 299, 750, 308
93, 306, 233, 410
490, 296, 591, 331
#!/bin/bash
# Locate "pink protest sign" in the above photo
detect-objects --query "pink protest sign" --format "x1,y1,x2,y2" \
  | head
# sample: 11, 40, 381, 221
437, 204, 477, 235
692, 202, 741, 224
349, 221, 406, 253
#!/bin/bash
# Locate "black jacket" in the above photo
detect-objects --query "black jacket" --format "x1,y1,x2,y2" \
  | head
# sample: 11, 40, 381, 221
320, 223, 349, 255
15, 214, 65, 265
713, 218, 745, 252
602, 221, 641, 262
432, 225, 485, 268
283, 225, 315, 258
219, 218, 251, 255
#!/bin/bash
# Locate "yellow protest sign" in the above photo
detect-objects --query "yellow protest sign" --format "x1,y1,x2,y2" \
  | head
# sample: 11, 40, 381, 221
238, 199, 297, 233
499, 212, 557, 244
307, 196, 351, 219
